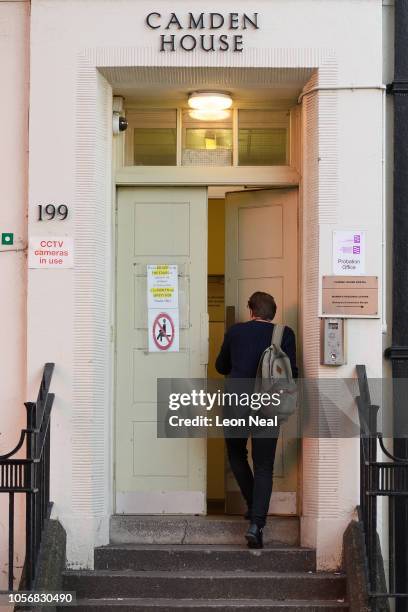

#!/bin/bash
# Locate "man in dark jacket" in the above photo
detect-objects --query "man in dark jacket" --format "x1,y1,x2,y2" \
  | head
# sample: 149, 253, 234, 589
215, 291, 297, 548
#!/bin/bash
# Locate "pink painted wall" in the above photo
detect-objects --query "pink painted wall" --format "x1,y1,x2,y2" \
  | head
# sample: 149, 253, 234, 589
0, 0, 30, 590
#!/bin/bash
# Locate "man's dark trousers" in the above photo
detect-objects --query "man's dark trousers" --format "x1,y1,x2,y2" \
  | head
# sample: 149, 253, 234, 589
225, 434, 279, 528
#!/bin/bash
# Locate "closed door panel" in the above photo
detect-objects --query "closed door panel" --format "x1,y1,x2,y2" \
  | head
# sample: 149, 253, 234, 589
115, 187, 208, 514
225, 188, 299, 515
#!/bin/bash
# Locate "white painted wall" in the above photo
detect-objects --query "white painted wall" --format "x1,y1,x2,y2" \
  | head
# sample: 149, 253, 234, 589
24, 0, 385, 570
0, 0, 29, 590
301, 86, 385, 568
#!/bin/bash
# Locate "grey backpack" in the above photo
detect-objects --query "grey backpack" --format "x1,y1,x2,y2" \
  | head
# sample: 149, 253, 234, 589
254, 324, 298, 423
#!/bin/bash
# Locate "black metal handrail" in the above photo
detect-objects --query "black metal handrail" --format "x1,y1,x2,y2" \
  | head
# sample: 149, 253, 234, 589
356, 365, 408, 606
0, 363, 55, 591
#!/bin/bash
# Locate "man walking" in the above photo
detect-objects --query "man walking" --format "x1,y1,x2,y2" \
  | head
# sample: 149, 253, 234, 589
215, 291, 298, 548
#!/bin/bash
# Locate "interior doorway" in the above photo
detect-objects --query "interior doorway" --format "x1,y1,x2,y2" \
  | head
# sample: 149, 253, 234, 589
207, 197, 226, 513
207, 188, 299, 516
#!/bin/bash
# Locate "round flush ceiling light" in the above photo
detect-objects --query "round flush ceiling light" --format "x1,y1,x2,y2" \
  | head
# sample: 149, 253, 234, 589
188, 91, 232, 111
189, 109, 231, 121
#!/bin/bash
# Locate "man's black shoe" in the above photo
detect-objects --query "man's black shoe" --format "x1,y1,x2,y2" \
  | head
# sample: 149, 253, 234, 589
245, 523, 263, 548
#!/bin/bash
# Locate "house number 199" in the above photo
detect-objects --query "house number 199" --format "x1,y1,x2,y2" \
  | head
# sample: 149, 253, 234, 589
38, 204, 69, 221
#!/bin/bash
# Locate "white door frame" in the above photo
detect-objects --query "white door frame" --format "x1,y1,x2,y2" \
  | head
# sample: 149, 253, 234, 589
113, 159, 301, 514
116, 165, 299, 187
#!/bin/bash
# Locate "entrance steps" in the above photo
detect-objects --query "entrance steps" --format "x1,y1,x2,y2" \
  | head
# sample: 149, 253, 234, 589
109, 514, 300, 546
61, 515, 349, 611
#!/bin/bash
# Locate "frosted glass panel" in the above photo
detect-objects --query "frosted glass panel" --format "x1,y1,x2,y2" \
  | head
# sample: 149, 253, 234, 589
129, 109, 177, 166
238, 110, 289, 166
134, 128, 177, 166
182, 109, 232, 166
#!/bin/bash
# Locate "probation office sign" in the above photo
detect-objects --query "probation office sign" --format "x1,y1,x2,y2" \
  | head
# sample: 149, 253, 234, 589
332, 230, 366, 275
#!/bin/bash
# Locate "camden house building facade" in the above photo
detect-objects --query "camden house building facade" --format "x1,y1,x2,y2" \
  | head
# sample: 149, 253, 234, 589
0, 0, 398, 591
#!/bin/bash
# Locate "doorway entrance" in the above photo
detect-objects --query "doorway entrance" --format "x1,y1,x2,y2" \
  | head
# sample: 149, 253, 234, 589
115, 186, 299, 515
207, 188, 299, 516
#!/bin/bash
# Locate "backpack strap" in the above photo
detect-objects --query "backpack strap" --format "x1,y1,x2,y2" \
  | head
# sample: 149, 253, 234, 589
271, 323, 285, 348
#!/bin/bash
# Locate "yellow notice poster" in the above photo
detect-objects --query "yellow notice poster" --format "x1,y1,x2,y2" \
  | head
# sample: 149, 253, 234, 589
147, 264, 179, 309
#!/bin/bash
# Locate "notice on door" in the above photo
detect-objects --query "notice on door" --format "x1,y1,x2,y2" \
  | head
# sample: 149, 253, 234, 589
322, 276, 378, 317
28, 236, 74, 268
332, 230, 365, 275
147, 264, 179, 352
147, 264, 178, 309
148, 310, 179, 352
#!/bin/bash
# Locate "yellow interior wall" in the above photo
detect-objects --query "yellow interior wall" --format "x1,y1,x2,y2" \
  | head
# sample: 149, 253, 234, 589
207, 198, 226, 502
208, 199, 225, 275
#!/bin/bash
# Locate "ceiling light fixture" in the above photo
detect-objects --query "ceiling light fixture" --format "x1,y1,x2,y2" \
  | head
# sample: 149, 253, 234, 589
188, 91, 232, 121
189, 109, 231, 121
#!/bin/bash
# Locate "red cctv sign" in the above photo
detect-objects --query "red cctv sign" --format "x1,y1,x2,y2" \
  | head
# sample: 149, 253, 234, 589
40, 240, 64, 248
28, 236, 74, 269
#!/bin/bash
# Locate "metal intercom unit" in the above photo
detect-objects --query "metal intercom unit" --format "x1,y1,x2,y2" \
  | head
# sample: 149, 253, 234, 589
321, 318, 346, 366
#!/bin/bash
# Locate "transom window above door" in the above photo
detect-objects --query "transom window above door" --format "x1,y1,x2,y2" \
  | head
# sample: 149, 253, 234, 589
124, 108, 290, 167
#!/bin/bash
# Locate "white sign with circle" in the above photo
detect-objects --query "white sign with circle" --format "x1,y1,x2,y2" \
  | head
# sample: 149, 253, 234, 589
148, 310, 179, 352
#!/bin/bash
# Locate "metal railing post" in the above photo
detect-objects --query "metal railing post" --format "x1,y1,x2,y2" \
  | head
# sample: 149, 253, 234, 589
356, 365, 408, 606
0, 365, 55, 593
25, 401, 36, 590
8, 492, 14, 591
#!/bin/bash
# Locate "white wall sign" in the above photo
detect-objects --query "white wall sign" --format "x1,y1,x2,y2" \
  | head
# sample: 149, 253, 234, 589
147, 264, 178, 309
332, 230, 365, 275
28, 236, 74, 268
148, 309, 180, 352
147, 264, 179, 352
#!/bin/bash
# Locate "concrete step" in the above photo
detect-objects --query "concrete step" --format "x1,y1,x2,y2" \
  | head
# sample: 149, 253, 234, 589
63, 570, 347, 601
63, 598, 349, 611
110, 515, 300, 546
94, 544, 316, 572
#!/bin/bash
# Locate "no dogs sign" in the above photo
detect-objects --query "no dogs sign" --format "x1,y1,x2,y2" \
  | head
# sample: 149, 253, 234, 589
148, 310, 179, 352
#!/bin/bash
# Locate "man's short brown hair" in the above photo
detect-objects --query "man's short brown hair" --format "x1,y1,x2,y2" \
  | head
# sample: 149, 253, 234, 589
248, 291, 277, 321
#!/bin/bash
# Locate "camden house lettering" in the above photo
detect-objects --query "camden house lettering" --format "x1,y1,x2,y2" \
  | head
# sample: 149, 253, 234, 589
146, 12, 260, 52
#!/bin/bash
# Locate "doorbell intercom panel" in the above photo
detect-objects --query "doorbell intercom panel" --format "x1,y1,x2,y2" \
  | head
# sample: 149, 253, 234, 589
321, 318, 346, 366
